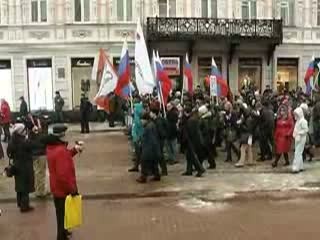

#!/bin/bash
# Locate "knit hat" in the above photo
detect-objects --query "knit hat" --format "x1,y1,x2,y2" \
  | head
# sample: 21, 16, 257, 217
50, 124, 68, 137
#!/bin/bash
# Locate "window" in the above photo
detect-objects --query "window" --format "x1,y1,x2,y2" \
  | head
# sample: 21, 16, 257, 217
241, 0, 256, 19
277, 58, 298, 91
74, 0, 90, 22
280, 0, 294, 26
117, 0, 132, 21
201, 0, 217, 18
159, 0, 176, 17
31, 0, 47, 22
238, 58, 262, 90
318, 0, 320, 25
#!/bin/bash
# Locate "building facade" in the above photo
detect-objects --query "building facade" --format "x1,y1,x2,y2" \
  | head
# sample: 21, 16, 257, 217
0, 0, 318, 111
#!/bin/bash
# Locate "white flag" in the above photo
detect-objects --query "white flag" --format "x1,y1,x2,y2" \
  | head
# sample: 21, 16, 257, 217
94, 57, 118, 102
135, 19, 155, 94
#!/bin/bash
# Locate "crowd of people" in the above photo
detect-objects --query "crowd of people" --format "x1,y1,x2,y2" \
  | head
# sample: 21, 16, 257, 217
128, 84, 314, 183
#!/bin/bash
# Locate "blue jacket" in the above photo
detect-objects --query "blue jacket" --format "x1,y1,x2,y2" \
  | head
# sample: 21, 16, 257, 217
132, 103, 144, 143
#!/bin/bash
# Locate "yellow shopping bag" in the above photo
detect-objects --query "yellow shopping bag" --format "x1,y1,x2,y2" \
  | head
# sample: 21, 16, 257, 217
64, 195, 83, 230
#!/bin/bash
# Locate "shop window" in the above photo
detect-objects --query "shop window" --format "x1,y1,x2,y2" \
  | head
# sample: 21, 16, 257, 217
159, 0, 176, 17
0, 60, 13, 109
198, 57, 222, 87
27, 59, 53, 111
31, 0, 47, 23
117, 0, 132, 21
201, 0, 217, 18
238, 58, 262, 90
71, 58, 95, 109
241, 0, 256, 19
276, 58, 298, 92
280, 0, 295, 26
74, 0, 90, 22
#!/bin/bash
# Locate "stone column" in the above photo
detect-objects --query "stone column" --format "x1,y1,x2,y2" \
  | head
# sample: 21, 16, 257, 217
92, 0, 98, 22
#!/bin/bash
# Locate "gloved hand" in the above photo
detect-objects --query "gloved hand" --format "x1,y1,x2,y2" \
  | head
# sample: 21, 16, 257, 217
70, 190, 79, 197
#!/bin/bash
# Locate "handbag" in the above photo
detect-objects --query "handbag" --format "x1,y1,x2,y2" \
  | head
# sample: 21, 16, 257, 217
64, 194, 83, 230
4, 159, 17, 178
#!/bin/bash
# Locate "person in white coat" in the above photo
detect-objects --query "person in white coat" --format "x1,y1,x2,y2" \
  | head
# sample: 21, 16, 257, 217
292, 107, 309, 173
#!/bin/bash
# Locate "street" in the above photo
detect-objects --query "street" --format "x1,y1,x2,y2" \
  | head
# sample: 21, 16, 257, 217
1, 197, 320, 240
1, 129, 320, 239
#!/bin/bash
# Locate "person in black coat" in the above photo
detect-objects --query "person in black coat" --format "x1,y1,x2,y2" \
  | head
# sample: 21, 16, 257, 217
136, 112, 161, 183
150, 102, 168, 176
80, 94, 93, 134
19, 96, 28, 117
224, 102, 240, 162
7, 123, 38, 213
258, 101, 275, 161
182, 107, 205, 177
166, 102, 179, 164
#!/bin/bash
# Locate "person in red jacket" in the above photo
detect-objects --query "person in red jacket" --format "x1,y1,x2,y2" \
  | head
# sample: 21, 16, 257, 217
0, 99, 11, 142
272, 104, 294, 168
44, 124, 83, 240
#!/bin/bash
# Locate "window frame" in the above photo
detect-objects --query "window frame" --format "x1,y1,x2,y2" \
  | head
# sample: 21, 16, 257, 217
158, 0, 176, 17
201, 0, 217, 18
279, 0, 294, 26
117, 0, 133, 22
74, 0, 91, 23
31, 0, 48, 23
241, 0, 256, 20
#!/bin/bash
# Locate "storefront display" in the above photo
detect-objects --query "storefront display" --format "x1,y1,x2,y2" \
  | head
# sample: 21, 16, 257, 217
71, 58, 95, 108
160, 56, 182, 90
238, 58, 262, 90
27, 59, 53, 111
276, 58, 298, 91
0, 60, 13, 108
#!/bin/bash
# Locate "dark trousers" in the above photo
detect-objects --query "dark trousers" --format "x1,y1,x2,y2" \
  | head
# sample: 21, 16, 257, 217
2, 124, 10, 142
185, 148, 204, 174
56, 111, 64, 123
54, 197, 68, 240
16, 192, 30, 210
132, 142, 141, 169
226, 141, 240, 162
159, 141, 167, 175
141, 156, 160, 178
259, 130, 273, 159
0, 141, 4, 159
274, 153, 289, 165
80, 117, 90, 133
207, 145, 216, 168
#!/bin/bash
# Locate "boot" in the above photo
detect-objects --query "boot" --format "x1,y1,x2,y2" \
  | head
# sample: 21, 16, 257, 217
128, 167, 139, 172
150, 176, 161, 182
136, 176, 147, 183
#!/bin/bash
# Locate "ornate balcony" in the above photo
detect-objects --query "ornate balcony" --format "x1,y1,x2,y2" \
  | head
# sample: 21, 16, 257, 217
146, 17, 283, 44
146, 17, 283, 65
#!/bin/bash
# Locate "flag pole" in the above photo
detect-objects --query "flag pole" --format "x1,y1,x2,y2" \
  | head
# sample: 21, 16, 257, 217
158, 81, 167, 118
181, 77, 184, 104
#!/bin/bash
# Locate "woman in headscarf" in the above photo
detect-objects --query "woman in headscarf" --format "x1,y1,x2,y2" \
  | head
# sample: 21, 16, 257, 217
272, 104, 294, 168
7, 123, 38, 212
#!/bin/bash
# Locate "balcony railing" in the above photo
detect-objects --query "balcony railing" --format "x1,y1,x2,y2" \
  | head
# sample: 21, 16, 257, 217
146, 17, 283, 43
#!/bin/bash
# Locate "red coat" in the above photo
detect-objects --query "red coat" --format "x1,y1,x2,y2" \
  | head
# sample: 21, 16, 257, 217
274, 117, 294, 154
0, 101, 11, 124
46, 143, 78, 198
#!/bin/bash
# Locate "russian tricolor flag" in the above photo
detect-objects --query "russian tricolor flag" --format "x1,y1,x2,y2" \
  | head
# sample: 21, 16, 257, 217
115, 40, 131, 98
154, 52, 172, 105
211, 58, 228, 97
304, 59, 314, 95
183, 54, 193, 95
